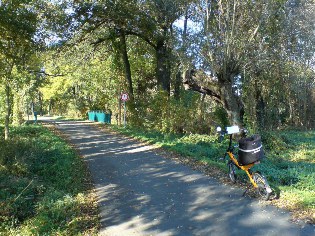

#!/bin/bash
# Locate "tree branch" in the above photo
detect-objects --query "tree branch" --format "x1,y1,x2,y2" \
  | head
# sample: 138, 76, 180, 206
182, 70, 222, 103
28, 70, 67, 77
91, 35, 115, 46
124, 30, 157, 49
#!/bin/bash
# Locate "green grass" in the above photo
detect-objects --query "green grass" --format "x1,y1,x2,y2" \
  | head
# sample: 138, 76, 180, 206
0, 125, 99, 235
112, 125, 315, 222
260, 130, 315, 217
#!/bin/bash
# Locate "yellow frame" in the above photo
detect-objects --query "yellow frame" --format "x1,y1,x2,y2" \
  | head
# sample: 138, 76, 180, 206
227, 151, 258, 188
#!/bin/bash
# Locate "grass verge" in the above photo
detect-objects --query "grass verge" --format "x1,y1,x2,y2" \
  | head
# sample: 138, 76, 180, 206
110, 125, 315, 224
0, 124, 99, 235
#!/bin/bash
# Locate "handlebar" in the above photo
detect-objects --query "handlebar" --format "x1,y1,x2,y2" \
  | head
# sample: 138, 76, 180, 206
216, 126, 248, 143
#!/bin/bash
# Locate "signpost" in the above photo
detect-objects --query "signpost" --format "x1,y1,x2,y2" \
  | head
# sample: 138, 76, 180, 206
121, 93, 129, 128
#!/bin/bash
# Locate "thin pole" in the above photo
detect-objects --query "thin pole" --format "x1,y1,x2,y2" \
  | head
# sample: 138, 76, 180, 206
118, 93, 122, 125
124, 101, 126, 128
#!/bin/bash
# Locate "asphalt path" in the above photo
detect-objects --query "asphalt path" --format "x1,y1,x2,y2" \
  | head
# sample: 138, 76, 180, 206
43, 118, 314, 236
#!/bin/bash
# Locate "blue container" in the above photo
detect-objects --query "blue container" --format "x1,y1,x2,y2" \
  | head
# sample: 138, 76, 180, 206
88, 112, 91, 121
97, 112, 106, 123
88, 111, 110, 124
105, 113, 111, 124
95, 112, 100, 122
88, 111, 96, 121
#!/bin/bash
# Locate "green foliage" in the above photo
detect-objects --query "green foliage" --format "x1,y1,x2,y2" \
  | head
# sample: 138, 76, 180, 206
129, 90, 216, 134
213, 106, 229, 127
0, 125, 98, 235
252, 130, 314, 210
41, 44, 120, 118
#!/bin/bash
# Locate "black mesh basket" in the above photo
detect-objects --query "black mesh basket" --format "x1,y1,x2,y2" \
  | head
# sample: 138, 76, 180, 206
238, 135, 264, 165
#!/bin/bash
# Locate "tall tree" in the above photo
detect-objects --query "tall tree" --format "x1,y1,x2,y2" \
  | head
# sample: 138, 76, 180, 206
183, 0, 289, 126
0, 0, 38, 139
241, 0, 315, 130
72, 0, 193, 95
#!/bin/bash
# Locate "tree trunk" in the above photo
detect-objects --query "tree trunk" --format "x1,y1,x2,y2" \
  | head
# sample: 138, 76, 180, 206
39, 92, 43, 116
48, 99, 52, 115
4, 84, 11, 140
218, 79, 242, 126
118, 29, 140, 125
215, 72, 243, 126
174, 9, 189, 100
255, 89, 265, 129
174, 71, 181, 100
119, 30, 134, 98
156, 40, 171, 94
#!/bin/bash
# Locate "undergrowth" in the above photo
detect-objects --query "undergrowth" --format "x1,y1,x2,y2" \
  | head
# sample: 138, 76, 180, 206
0, 125, 99, 235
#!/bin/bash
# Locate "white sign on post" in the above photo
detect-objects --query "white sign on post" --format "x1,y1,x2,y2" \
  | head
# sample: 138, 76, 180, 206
121, 93, 129, 101
121, 93, 129, 127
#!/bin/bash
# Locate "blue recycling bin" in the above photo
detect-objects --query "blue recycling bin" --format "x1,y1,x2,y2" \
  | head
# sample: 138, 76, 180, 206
88, 111, 111, 124
97, 112, 106, 123
105, 113, 111, 124
88, 111, 96, 121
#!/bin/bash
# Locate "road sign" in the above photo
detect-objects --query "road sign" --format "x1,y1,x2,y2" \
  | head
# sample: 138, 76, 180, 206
121, 93, 129, 101
120, 93, 129, 128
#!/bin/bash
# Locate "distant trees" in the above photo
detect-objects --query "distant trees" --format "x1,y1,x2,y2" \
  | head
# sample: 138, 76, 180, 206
1, 0, 314, 133
183, 0, 315, 129
242, 0, 315, 130
45, 0, 315, 131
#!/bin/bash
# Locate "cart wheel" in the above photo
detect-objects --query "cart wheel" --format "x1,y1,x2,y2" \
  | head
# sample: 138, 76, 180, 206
253, 172, 272, 200
228, 161, 237, 183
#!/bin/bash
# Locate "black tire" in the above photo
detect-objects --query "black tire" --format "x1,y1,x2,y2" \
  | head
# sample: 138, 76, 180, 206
228, 161, 237, 183
253, 172, 272, 200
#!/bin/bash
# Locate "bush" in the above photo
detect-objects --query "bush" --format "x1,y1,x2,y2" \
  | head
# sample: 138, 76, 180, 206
130, 90, 216, 134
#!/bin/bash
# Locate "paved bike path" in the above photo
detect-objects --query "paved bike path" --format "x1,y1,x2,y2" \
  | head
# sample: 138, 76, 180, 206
49, 119, 314, 236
